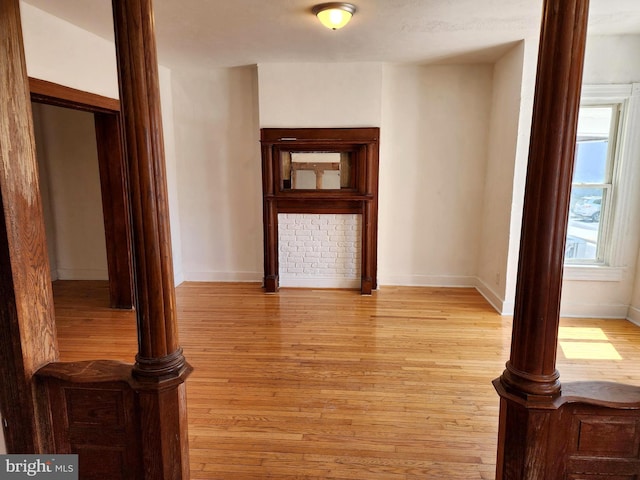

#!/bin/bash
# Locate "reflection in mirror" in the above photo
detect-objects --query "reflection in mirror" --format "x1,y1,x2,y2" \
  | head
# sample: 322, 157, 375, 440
281, 151, 351, 190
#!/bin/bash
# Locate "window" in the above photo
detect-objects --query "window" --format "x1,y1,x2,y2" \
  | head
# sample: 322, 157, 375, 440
565, 104, 620, 264
563, 84, 640, 276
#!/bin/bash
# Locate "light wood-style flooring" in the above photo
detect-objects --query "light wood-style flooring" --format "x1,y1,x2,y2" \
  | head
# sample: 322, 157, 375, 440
52, 281, 640, 479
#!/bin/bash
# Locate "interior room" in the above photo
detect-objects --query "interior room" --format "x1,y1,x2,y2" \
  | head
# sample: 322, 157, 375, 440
1, 0, 640, 478
17, 0, 640, 319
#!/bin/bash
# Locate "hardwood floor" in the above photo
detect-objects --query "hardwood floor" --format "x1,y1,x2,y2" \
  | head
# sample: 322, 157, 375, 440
52, 281, 640, 479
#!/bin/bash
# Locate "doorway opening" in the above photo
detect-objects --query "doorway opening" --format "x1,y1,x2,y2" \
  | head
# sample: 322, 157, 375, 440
30, 78, 134, 309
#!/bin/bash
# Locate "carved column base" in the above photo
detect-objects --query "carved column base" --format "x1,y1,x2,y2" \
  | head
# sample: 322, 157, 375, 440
494, 378, 640, 480
133, 348, 190, 382
500, 361, 561, 400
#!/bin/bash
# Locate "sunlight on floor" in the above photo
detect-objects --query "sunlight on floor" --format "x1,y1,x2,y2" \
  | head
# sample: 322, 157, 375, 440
558, 326, 622, 360
558, 326, 609, 341
560, 341, 622, 360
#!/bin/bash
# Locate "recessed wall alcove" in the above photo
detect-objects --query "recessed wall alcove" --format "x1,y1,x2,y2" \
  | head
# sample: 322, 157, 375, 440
260, 127, 380, 294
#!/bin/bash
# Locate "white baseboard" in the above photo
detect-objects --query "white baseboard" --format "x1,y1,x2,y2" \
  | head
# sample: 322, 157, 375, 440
627, 305, 640, 326
379, 274, 476, 288
475, 277, 512, 315
174, 271, 185, 287
56, 268, 108, 281
559, 302, 630, 319
183, 271, 263, 282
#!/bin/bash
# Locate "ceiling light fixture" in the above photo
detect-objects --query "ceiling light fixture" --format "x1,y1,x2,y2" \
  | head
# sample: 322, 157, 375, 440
312, 2, 357, 30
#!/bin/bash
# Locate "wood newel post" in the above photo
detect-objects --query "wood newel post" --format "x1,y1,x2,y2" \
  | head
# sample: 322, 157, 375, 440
111, 0, 191, 478
500, 0, 589, 399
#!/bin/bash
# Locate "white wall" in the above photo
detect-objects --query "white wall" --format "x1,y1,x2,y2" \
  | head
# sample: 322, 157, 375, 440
32, 104, 109, 280
582, 35, 640, 84
21, 2, 183, 285
257, 62, 493, 288
489, 34, 640, 319
172, 66, 263, 281
20, 2, 640, 320
476, 42, 526, 310
631, 251, 640, 325
258, 63, 383, 127
379, 64, 492, 286
559, 35, 640, 318
256, 63, 384, 287
158, 67, 184, 284
20, 2, 118, 99
501, 38, 540, 314
33, 104, 60, 280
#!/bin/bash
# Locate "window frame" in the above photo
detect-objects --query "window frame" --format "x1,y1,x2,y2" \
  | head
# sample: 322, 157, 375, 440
565, 103, 620, 265
564, 83, 639, 279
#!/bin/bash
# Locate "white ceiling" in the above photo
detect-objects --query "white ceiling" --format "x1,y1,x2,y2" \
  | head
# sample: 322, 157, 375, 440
23, 0, 640, 70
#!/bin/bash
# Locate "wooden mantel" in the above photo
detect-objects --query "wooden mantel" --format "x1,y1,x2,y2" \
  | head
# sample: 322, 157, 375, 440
260, 127, 380, 295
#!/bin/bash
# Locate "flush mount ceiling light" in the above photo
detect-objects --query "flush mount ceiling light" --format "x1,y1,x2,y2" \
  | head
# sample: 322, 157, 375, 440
312, 2, 357, 30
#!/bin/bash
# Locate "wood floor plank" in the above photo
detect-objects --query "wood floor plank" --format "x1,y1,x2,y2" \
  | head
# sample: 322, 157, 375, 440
52, 281, 640, 479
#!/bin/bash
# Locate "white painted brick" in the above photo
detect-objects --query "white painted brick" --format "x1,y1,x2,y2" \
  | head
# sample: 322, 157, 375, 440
278, 213, 362, 284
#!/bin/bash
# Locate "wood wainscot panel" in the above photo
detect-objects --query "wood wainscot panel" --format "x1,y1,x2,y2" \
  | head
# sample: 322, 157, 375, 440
495, 380, 640, 479
36, 361, 144, 480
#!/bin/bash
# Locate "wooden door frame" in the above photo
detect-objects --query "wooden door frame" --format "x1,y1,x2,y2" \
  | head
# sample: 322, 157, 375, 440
29, 77, 134, 309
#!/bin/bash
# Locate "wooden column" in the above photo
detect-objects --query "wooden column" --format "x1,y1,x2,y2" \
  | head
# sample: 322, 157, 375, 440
111, 0, 191, 478
500, 0, 589, 400
494, 1, 590, 478
0, 0, 58, 453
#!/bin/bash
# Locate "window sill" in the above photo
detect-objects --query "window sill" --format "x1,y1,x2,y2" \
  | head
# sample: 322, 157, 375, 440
563, 265, 623, 282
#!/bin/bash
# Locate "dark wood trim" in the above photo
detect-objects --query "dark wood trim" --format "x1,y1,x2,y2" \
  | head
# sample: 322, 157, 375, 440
36, 361, 145, 480
111, 0, 191, 477
261, 128, 379, 295
261, 127, 379, 143
500, 0, 590, 400
29, 81, 134, 310
491, 1, 640, 478
494, 379, 640, 479
0, 0, 58, 453
29, 77, 120, 113
95, 113, 134, 309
